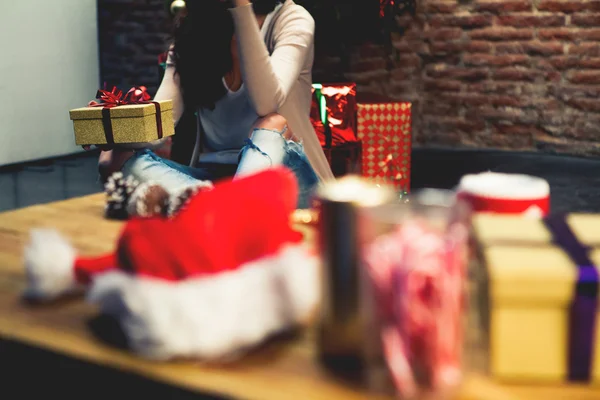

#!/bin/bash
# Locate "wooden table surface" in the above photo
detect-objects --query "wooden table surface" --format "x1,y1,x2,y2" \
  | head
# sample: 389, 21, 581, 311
0, 194, 599, 400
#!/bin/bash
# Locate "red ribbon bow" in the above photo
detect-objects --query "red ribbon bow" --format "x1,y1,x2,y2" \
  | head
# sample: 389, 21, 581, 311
88, 85, 151, 108
84, 84, 163, 147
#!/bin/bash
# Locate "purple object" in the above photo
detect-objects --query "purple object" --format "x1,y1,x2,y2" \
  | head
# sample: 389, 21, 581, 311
544, 214, 599, 382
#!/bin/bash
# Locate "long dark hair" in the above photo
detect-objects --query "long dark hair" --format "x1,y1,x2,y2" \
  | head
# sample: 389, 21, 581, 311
172, 0, 233, 110
253, 0, 281, 15
171, 0, 281, 111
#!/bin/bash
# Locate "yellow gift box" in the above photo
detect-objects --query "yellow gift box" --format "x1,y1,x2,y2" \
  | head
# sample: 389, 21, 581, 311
69, 99, 174, 146
470, 213, 600, 384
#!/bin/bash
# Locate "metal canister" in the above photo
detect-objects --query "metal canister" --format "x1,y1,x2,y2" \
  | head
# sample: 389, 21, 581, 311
314, 175, 396, 371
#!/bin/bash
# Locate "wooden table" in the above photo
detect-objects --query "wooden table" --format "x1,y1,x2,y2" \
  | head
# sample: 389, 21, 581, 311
0, 194, 598, 400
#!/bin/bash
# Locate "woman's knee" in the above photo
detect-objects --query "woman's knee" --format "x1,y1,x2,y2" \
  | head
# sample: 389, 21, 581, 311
254, 113, 287, 130
252, 113, 295, 140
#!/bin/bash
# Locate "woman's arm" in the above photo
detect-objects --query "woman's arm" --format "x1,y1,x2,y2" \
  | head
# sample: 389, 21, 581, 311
230, 1, 314, 116
121, 50, 185, 150
154, 52, 185, 125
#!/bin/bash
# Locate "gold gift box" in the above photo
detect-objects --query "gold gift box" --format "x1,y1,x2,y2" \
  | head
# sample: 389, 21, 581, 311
69, 100, 175, 146
470, 213, 600, 384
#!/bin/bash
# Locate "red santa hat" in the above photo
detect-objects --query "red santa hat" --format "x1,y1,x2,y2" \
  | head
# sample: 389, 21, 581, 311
23, 167, 320, 361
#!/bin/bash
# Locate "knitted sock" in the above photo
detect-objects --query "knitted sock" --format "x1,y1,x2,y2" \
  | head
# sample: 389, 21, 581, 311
105, 172, 213, 219
167, 182, 214, 217
126, 182, 170, 218
235, 128, 287, 179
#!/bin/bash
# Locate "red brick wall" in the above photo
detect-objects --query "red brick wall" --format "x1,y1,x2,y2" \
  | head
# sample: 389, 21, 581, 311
314, 0, 600, 155
98, 0, 171, 94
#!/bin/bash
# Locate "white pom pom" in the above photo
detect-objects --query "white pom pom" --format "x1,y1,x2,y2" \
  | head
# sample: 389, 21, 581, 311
24, 229, 77, 301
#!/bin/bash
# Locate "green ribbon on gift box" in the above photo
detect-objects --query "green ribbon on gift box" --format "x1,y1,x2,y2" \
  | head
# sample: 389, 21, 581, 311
312, 83, 327, 126
313, 83, 333, 148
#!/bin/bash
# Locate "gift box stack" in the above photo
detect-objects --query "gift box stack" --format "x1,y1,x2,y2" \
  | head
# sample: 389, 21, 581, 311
470, 212, 600, 384
310, 83, 412, 191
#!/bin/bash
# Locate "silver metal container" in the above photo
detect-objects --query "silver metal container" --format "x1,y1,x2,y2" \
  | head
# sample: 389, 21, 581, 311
314, 176, 396, 370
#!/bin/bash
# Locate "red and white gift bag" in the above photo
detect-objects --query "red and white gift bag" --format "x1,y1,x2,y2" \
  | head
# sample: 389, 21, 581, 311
357, 102, 412, 193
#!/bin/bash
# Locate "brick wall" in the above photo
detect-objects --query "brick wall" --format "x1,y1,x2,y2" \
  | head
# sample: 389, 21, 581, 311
98, 0, 600, 155
98, 0, 171, 94
318, 0, 600, 154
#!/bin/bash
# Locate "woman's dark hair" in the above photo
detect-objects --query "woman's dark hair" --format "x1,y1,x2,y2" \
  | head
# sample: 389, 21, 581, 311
252, 0, 280, 15
172, 0, 234, 110
171, 0, 280, 111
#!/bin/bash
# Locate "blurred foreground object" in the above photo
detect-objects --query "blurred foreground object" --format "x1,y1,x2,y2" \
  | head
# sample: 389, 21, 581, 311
458, 172, 550, 217
362, 189, 470, 399
3, 187, 600, 398
471, 212, 600, 384
313, 176, 469, 398
22, 168, 319, 361
314, 175, 396, 369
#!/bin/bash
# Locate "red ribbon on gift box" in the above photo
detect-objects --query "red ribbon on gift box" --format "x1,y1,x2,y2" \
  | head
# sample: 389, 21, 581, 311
88, 85, 163, 145
88, 85, 154, 107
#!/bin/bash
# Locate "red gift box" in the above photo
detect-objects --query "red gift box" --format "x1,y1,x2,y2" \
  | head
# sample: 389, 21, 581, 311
311, 83, 362, 177
357, 102, 412, 192
322, 141, 363, 177
310, 83, 358, 147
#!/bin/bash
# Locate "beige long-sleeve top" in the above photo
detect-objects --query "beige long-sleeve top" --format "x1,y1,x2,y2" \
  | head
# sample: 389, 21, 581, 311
154, 0, 334, 182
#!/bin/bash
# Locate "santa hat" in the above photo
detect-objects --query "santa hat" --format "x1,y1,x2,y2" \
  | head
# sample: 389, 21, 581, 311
23, 168, 320, 361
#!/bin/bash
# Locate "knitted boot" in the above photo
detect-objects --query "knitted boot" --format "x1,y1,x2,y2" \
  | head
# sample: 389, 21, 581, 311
105, 173, 170, 219
104, 172, 141, 220
126, 182, 171, 218
166, 182, 214, 217
105, 172, 214, 219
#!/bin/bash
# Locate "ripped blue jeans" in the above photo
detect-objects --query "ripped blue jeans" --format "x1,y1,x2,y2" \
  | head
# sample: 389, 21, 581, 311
121, 128, 319, 209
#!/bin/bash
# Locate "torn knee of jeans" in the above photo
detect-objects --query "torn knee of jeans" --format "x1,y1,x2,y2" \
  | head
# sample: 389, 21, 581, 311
242, 138, 273, 166
251, 125, 288, 138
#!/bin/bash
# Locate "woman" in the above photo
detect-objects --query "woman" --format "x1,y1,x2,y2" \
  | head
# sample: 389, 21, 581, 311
100, 0, 334, 210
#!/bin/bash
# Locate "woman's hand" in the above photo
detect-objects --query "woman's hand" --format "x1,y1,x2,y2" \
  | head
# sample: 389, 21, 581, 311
82, 139, 166, 153
82, 145, 114, 151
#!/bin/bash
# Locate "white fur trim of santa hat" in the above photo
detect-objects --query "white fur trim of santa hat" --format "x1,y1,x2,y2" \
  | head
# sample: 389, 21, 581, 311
458, 172, 549, 200
87, 243, 320, 361
24, 229, 78, 301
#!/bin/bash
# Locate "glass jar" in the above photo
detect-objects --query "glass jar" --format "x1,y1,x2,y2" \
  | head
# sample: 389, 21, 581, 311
360, 189, 471, 399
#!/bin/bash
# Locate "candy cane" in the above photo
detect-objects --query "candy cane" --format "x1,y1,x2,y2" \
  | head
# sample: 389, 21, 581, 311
363, 215, 467, 396
381, 325, 417, 398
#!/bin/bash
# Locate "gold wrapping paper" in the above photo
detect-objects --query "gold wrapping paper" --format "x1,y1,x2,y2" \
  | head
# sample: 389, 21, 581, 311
69, 100, 175, 146
469, 213, 600, 383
